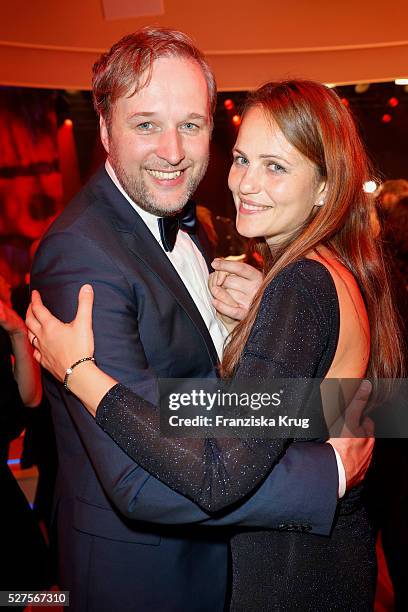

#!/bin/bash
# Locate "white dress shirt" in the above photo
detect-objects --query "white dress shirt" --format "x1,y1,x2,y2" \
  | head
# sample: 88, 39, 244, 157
105, 161, 346, 498
105, 161, 228, 360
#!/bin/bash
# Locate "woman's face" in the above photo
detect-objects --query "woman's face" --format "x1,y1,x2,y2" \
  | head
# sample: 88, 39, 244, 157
228, 106, 325, 246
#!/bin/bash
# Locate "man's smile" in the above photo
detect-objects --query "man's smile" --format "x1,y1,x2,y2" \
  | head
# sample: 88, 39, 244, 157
146, 169, 184, 181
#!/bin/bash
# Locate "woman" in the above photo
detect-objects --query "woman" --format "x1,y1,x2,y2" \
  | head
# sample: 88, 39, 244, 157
27, 81, 403, 610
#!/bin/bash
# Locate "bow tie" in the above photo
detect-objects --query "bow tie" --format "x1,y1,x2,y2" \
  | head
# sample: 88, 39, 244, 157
157, 200, 197, 252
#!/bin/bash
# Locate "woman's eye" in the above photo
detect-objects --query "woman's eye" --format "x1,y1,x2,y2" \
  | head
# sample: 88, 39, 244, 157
233, 155, 249, 166
269, 162, 286, 173
182, 123, 198, 130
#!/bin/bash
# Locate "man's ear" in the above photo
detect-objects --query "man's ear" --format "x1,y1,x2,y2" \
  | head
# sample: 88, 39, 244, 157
99, 115, 110, 154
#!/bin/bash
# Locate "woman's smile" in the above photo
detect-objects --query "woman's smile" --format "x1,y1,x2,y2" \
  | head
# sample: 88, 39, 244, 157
239, 198, 271, 214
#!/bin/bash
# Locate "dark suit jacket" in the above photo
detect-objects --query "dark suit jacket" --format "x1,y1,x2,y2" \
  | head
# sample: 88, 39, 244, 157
31, 167, 338, 612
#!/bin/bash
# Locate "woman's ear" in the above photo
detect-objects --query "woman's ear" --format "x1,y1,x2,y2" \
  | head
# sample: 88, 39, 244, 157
316, 182, 328, 207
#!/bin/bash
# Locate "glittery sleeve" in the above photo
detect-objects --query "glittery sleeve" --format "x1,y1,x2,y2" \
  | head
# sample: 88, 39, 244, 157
96, 260, 339, 513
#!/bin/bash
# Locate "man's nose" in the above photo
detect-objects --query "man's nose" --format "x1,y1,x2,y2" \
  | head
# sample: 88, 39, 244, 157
156, 129, 185, 166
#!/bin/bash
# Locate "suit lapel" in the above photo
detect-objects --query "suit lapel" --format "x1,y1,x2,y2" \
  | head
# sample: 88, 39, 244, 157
92, 168, 219, 367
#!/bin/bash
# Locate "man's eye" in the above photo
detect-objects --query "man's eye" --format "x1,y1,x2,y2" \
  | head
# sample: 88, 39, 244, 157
182, 122, 199, 130
137, 122, 153, 130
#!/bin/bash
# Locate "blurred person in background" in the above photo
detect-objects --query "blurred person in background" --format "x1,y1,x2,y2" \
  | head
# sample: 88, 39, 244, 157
10, 239, 58, 535
377, 178, 408, 214
0, 273, 50, 593
381, 194, 408, 325
365, 190, 408, 612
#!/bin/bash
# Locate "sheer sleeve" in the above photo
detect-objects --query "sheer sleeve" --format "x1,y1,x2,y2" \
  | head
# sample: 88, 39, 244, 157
96, 260, 339, 513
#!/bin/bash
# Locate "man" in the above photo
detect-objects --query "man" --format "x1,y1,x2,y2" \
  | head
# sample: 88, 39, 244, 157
31, 27, 372, 612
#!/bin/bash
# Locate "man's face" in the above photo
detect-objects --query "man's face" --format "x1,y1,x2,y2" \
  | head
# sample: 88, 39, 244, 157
100, 56, 211, 216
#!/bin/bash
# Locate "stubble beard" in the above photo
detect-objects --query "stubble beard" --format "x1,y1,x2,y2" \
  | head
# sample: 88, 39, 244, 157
109, 151, 209, 218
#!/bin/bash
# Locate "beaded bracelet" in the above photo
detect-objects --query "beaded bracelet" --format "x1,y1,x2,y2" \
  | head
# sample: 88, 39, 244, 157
63, 357, 96, 392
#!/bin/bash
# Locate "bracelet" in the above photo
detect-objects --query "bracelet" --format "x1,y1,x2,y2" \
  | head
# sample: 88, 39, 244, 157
63, 357, 96, 392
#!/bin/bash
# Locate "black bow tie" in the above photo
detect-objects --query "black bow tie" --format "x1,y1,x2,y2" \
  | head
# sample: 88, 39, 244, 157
157, 200, 197, 252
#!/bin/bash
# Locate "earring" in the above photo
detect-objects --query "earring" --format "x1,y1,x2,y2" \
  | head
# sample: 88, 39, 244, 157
316, 199, 325, 207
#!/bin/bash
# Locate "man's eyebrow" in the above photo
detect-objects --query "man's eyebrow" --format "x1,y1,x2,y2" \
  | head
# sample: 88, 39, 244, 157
126, 112, 208, 123
127, 111, 156, 121
185, 113, 207, 121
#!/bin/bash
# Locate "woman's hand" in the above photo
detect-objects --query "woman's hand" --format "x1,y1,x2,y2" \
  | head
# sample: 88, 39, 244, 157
209, 259, 264, 330
26, 285, 95, 382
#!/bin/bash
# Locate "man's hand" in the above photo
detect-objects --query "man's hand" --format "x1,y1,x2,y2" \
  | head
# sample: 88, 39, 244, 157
209, 259, 263, 328
327, 380, 374, 490
26, 285, 95, 381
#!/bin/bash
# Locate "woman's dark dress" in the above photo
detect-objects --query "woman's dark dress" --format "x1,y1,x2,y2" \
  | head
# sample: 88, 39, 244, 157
95, 260, 377, 611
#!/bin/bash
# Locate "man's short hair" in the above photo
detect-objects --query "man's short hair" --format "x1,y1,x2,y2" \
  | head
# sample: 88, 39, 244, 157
92, 27, 217, 128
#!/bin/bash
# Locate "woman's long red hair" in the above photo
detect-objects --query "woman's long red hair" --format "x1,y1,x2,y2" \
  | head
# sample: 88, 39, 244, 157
222, 80, 405, 388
